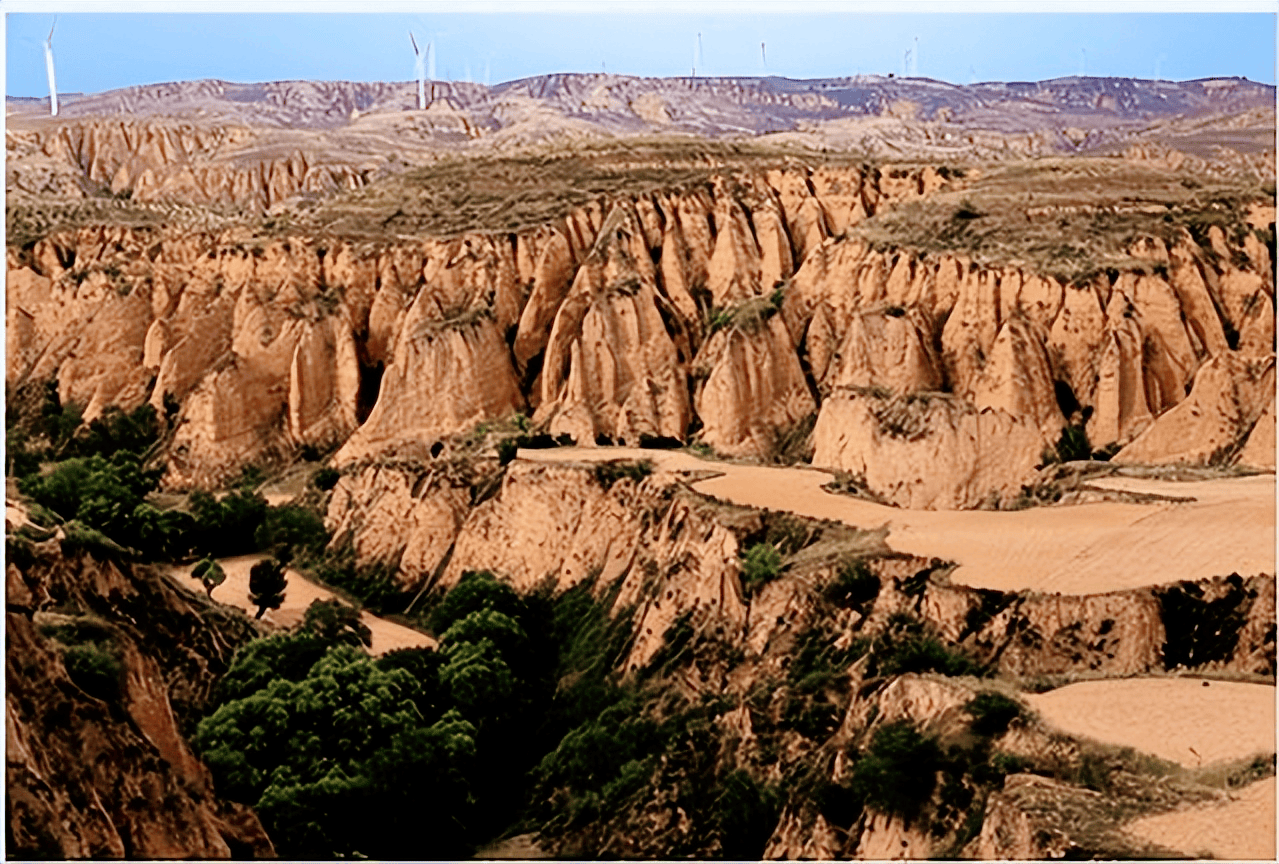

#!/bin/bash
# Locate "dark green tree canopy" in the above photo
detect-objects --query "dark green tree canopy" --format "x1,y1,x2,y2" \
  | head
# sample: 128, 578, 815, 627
249, 557, 289, 620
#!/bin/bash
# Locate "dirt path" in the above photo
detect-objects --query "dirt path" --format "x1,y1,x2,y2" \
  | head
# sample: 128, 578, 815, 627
521, 448, 1275, 595
167, 554, 434, 656
1025, 678, 1275, 768
1125, 776, 1275, 860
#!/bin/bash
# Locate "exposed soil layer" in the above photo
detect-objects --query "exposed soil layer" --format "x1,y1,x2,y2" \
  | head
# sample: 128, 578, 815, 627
521, 447, 1275, 595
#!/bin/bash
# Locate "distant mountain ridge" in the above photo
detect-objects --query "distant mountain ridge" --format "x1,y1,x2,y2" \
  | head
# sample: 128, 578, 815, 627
8, 72, 1273, 133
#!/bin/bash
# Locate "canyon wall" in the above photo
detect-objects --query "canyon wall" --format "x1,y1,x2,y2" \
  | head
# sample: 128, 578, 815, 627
7, 160, 1274, 502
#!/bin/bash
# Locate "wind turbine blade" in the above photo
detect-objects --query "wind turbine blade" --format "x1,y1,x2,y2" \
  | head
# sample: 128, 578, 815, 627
44, 16, 58, 117
409, 31, 420, 57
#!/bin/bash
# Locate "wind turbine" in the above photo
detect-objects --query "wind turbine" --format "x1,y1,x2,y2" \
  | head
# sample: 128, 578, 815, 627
43, 17, 59, 117
761, 42, 766, 71
410, 31, 426, 109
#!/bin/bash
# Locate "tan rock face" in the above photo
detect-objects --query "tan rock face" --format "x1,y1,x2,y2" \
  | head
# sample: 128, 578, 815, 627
336, 313, 523, 467
824, 308, 942, 394
971, 315, 1064, 438
442, 460, 648, 594
812, 389, 1046, 509
325, 464, 473, 590
8, 158, 1273, 492
535, 203, 693, 445
941, 264, 1001, 399
694, 316, 816, 458
1115, 353, 1275, 466
1237, 392, 1276, 471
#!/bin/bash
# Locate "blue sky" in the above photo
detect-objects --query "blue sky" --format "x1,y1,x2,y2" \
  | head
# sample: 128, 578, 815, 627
5, 11, 1275, 98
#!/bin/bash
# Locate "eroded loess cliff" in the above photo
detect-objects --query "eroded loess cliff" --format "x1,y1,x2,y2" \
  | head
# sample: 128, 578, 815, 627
9, 152, 1273, 505
5, 537, 274, 858
328, 456, 1271, 859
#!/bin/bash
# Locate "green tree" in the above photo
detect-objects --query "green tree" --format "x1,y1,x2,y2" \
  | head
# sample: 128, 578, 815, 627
193, 647, 479, 858
249, 557, 288, 619
429, 570, 525, 635
254, 504, 328, 561
301, 599, 372, 648
439, 638, 517, 722
189, 487, 268, 558
966, 691, 1023, 737
191, 557, 227, 598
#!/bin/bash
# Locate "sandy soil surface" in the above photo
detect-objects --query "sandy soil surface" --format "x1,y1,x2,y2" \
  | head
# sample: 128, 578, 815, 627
1026, 678, 1276, 768
167, 554, 434, 655
1125, 776, 1276, 860
521, 449, 1275, 595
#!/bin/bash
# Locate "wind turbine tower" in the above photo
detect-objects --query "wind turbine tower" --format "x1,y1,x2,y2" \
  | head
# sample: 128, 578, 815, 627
410, 31, 426, 109
43, 18, 59, 117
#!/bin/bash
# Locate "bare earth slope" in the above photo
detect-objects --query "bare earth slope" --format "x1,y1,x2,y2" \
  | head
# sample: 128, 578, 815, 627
523, 447, 1275, 594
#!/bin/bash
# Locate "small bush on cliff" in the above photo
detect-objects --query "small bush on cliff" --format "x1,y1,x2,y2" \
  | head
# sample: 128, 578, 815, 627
63, 641, 125, 704
715, 769, 781, 860
42, 618, 125, 704
824, 559, 881, 612
590, 459, 653, 490
741, 542, 783, 591
1052, 423, 1092, 464
851, 721, 941, 825
965, 691, 1023, 737
310, 467, 341, 491
871, 614, 987, 678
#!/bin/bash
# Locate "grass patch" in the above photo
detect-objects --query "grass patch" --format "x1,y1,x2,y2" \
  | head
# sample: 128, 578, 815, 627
850, 157, 1269, 285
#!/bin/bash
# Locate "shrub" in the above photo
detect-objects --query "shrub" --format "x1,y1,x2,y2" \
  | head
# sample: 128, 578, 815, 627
851, 721, 941, 824
429, 570, 525, 636
311, 467, 341, 491
63, 642, 124, 703
873, 615, 987, 678
966, 691, 1023, 737
310, 550, 408, 618
824, 559, 880, 612
73, 404, 160, 460
1053, 424, 1092, 464
188, 488, 268, 558
715, 770, 780, 860
741, 542, 782, 591
302, 599, 372, 649
591, 459, 653, 490
254, 504, 328, 560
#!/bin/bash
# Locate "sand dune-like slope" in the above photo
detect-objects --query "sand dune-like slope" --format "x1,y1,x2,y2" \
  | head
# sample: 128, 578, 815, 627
1026, 678, 1275, 768
1126, 776, 1276, 860
523, 448, 1275, 594
167, 554, 433, 655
